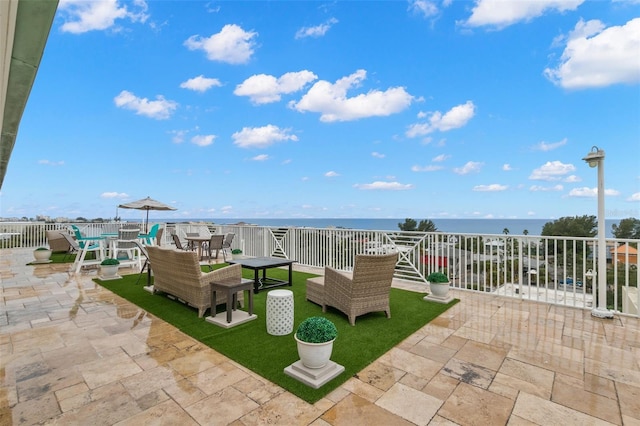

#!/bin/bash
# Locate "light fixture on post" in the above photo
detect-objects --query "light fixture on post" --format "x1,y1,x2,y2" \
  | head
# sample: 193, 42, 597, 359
582, 146, 613, 319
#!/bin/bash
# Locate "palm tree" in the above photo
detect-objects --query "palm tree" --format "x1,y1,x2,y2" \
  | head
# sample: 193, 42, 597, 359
503, 228, 510, 235
523, 229, 529, 235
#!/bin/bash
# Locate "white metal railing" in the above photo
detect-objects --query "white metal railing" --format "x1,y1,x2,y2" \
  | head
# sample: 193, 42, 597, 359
2, 221, 638, 317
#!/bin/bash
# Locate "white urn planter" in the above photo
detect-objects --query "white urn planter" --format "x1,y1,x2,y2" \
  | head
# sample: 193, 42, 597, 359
284, 317, 345, 389
295, 335, 335, 369
424, 272, 454, 304
100, 264, 121, 280
33, 248, 52, 264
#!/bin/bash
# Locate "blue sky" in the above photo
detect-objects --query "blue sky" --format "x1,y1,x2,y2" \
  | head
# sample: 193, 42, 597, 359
2, 0, 639, 222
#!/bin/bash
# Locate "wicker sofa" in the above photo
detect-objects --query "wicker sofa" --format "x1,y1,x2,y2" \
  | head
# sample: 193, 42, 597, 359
146, 246, 244, 317
45, 230, 72, 253
306, 252, 398, 325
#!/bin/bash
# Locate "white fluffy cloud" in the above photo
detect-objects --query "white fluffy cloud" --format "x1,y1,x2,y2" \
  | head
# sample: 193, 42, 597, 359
353, 181, 414, 190
232, 125, 298, 148
465, 0, 583, 29
532, 138, 567, 151
628, 192, 640, 201
295, 18, 338, 39
58, 0, 149, 33
544, 18, 640, 89
290, 70, 413, 122
406, 101, 476, 137
180, 75, 222, 93
569, 187, 621, 197
100, 192, 129, 199
235, 71, 318, 104
529, 161, 576, 181
408, 0, 439, 18
191, 135, 215, 147
411, 165, 443, 172
530, 185, 564, 191
473, 184, 508, 192
38, 160, 64, 166
113, 90, 177, 119
453, 161, 483, 175
184, 24, 257, 64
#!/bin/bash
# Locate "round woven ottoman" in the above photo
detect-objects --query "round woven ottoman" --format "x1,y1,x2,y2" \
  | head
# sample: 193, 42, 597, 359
266, 289, 294, 336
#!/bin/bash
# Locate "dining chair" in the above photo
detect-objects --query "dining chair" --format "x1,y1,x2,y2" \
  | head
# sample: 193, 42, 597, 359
221, 232, 235, 260
172, 234, 188, 250
185, 232, 199, 251
205, 235, 225, 260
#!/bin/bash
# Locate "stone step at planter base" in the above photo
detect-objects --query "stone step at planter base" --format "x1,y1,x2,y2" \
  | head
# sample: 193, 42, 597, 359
284, 360, 345, 389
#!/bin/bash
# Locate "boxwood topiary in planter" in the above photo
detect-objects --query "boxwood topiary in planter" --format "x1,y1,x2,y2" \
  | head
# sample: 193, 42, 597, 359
425, 271, 453, 303
100, 258, 120, 266
294, 316, 338, 370
426, 271, 449, 283
295, 316, 337, 343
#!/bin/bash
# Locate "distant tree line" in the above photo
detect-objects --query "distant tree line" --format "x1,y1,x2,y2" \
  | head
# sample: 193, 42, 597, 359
397, 218, 438, 232
542, 215, 640, 240
398, 216, 640, 239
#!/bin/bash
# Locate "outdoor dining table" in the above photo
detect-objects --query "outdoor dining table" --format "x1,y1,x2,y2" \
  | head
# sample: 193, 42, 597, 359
184, 235, 211, 260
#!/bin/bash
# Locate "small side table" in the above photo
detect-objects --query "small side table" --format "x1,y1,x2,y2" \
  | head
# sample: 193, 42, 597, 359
266, 289, 294, 335
206, 277, 257, 328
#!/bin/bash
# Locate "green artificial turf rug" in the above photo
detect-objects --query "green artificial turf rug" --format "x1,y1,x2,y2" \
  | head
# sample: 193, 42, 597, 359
95, 266, 457, 403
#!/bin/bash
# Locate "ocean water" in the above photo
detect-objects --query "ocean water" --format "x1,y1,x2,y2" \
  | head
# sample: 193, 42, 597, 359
143, 218, 621, 238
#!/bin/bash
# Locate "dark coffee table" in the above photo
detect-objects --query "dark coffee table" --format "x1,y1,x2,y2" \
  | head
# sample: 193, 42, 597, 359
227, 257, 296, 293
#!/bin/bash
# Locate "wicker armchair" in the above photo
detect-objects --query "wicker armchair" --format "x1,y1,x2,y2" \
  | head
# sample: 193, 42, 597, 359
306, 252, 398, 325
146, 246, 244, 317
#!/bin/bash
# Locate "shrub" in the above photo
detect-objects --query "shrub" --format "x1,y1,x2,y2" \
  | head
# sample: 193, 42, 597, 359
426, 271, 449, 283
231, 249, 242, 254
295, 317, 337, 343
35, 247, 50, 251
100, 258, 120, 266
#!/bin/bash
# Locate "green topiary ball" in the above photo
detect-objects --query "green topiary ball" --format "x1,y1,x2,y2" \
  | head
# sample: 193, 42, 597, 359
295, 316, 337, 343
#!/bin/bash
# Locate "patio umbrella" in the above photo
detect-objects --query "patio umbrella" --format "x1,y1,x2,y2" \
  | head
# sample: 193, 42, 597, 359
118, 196, 177, 232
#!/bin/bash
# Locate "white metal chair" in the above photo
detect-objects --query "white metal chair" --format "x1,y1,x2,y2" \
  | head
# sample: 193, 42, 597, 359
61, 232, 105, 272
111, 228, 142, 270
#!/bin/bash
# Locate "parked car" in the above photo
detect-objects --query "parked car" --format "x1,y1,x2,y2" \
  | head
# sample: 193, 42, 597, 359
560, 277, 583, 287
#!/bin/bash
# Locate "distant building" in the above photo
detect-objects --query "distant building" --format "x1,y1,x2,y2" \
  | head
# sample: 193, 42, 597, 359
611, 243, 638, 265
